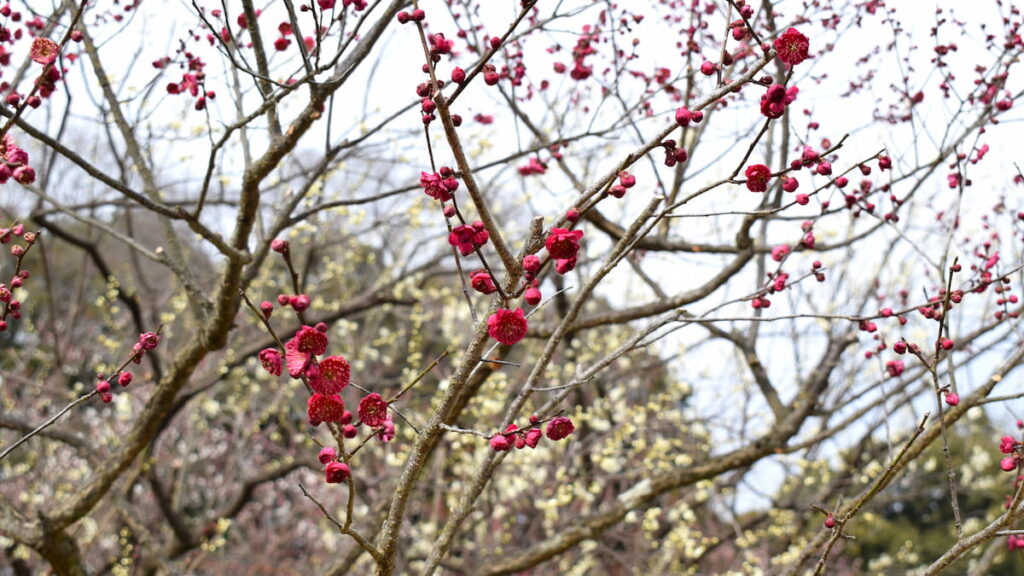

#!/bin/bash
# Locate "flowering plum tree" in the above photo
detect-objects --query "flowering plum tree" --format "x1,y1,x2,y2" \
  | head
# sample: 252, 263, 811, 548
0, 0, 1023, 574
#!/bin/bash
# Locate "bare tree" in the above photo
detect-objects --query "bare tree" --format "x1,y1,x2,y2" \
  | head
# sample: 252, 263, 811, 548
1, 0, 1023, 574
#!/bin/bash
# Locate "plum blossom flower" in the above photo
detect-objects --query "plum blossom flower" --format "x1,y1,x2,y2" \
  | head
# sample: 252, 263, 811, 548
307, 393, 345, 425
469, 270, 497, 294
518, 157, 547, 176
358, 392, 389, 427
490, 434, 512, 451
545, 228, 584, 260
1001, 435, 1017, 454
325, 461, 350, 483
310, 355, 350, 394
744, 164, 771, 192
524, 428, 542, 448
377, 414, 396, 443
522, 254, 541, 275
545, 416, 575, 440
760, 84, 799, 119
259, 348, 282, 376
285, 326, 328, 377
448, 221, 490, 255
487, 308, 528, 345
420, 170, 459, 202
138, 331, 160, 351
318, 447, 337, 464
774, 28, 809, 66
885, 359, 905, 378
30, 37, 59, 65
554, 257, 577, 275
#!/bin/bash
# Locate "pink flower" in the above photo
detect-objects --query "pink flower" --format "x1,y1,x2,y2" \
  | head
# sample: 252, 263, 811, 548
138, 331, 160, 351
885, 360, 904, 378
545, 416, 575, 441
377, 414, 395, 443
774, 28, 809, 66
744, 164, 771, 192
30, 37, 59, 65
324, 461, 350, 483
489, 434, 512, 451
12, 166, 35, 185
524, 287, 542, 306
944, 392, 959, 406
674, 106, 692, 126
318, 447, 337, 464
1000, 435, 1017, 454
358, 393, 389, 427
759, 84, 798, 119
448, 221, 490, 255
118, 372, 133, 387
308, 393, 345, 425
259, 348, 282, 376
429, 33, 454, 54
522, 254, 541, 275
524, 428, 542, 448
6, 145, 28, 166
289, 294, 310, 311
1000, 456, 1018, 472
771, 245, 791, 262
285, 326, 328, 377
487, 308, 528, 345
518, 157, 547, 176
470, 270, 497, 294
545, 228, 584, 260
310, 355, 350, 394
420, 171, 459, 202
555, 257, 577, 275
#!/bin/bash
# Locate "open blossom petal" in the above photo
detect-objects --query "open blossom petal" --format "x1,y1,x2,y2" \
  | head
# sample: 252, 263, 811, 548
487, 308, 528, 345
358, 393, 389, 427
377, 414, 396, 443
774, 28, 809, 66
307, 393, 345, 424
285, 338, 310, 378
311, 355, 350, 394
545, 228, 584, 260
324, 461, 350, 483
545, 416, 575, 441
258, 348, 282, 376
294, 325, 328, 356
420, 171, 457, 202
30, 37, 59, 65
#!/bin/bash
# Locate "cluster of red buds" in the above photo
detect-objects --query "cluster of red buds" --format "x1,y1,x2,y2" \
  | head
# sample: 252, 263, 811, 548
489, 415, 575, 451
1000, 435, 1021, 472
0, 133, 35, 185
0, 222, 36, 332
95, 331, 160, 403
